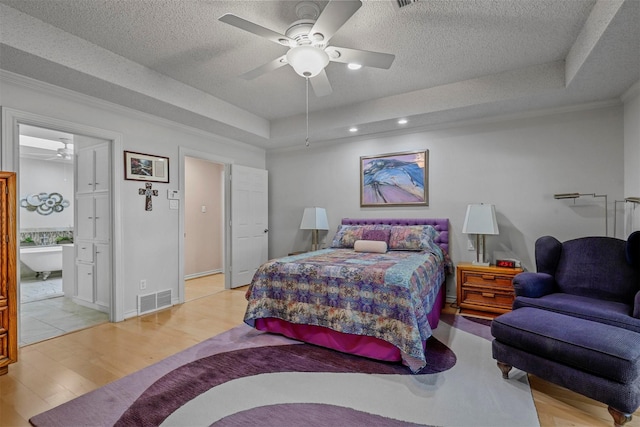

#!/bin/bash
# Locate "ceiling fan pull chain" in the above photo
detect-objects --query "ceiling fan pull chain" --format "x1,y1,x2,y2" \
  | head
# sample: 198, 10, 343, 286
305, 77, 310, 147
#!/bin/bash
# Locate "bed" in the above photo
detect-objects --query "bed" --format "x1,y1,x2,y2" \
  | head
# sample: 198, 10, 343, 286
244, 218, 450, 372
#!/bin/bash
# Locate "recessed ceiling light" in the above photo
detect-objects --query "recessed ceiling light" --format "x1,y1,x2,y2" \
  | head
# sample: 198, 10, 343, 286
347, 63, 362, 70
349, 127, 358, 132
398, 118, 408, 125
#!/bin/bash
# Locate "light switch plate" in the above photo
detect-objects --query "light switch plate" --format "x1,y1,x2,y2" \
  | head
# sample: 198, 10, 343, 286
167, 189, 180, 200
169, 200, 179, 210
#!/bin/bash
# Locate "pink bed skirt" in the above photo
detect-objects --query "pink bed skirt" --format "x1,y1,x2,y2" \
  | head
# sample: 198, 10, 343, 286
254, 283, 445, 363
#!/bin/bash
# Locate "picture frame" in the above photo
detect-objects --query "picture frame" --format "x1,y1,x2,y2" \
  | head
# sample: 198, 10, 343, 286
360, 150, 428, 207
124, 151, 169, 183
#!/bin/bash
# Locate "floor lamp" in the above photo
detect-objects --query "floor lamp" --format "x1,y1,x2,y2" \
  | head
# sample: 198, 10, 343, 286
554, 192, 608, 236
614, 197, 640, 238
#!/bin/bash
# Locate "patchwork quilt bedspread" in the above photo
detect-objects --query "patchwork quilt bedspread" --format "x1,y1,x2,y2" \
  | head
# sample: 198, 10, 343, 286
244, 248, 445, 371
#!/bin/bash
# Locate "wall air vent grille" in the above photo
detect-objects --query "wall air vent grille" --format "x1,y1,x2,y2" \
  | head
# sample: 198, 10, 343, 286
137, 289, 173, 315
396, 0, 419, 8
157, 290, 172, 309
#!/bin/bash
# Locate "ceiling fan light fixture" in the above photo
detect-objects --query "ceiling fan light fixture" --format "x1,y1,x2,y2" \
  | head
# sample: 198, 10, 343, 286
347, 63, 362, 70
286, 45, 329, 78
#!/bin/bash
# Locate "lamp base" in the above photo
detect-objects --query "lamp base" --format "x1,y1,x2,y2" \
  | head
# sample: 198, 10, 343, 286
471, 261, 491, 266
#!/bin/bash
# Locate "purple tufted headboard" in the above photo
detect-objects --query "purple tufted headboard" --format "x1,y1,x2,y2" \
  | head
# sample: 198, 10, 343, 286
341, 218, 449, 254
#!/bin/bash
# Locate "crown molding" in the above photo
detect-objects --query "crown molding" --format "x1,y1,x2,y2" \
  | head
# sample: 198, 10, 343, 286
267, 98, 623, 155
0, 70, 265, 155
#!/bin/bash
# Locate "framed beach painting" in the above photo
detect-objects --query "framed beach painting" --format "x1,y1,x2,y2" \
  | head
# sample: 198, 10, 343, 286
124, 151, 169, 183
360, 150, 428, 207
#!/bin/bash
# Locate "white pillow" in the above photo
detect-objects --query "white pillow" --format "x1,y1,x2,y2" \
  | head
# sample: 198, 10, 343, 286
354, 240, 388, 253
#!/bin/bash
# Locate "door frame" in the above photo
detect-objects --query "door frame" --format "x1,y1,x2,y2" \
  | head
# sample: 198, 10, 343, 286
178, 147, 233, 301
1, 107, 125, 322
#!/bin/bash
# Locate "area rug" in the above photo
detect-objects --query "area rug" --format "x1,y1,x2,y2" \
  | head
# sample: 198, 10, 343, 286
20, 277, 63, 303
30, 314, 539, 427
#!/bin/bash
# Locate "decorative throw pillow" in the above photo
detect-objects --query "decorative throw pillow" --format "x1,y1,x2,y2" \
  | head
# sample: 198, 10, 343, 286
361, 226, 391, 245
354, 240, 388, 253
330, 225, 364, 248
389, 225, 439, 251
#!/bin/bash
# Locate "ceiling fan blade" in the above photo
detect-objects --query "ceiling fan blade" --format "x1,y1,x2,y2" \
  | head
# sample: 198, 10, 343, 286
310, 70, 333, 97
240, 55, 288, 80
219, 14, 294, 46
310, 1, 362, 45
327, 46, 395, 69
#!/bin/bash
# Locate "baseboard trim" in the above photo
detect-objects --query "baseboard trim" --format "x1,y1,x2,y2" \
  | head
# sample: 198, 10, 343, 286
184, 269, 222, 280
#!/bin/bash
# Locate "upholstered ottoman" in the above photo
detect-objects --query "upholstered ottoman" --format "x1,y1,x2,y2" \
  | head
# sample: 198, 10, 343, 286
492, 307, 640, 426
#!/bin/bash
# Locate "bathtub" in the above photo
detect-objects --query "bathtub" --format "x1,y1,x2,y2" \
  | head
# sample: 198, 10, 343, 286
20, 245, 63, 280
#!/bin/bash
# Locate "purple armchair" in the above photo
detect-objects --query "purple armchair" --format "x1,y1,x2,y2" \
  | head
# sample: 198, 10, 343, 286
513, 232, 640, 329
492, 232, 640, 426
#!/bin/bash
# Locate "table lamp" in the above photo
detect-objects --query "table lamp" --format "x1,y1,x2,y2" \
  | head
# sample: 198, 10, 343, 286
462, 203, 499, 266
300, 207, 329, 251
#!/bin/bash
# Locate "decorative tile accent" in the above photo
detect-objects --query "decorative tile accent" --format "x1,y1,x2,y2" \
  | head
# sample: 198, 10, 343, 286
20, 228, 73, 246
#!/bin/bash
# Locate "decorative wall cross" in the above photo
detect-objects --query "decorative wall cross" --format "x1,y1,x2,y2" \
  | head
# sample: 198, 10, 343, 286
138, 182, 158, 211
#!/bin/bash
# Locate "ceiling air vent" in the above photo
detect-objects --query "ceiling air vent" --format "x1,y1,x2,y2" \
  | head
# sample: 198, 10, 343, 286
395, 0, 419, 9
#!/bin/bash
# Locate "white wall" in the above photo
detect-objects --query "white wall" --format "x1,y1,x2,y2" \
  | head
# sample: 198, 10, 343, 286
18, 157, 74, 230
267, 105, 625, 300
1, 75, 265, 318
624, 82, 640, 233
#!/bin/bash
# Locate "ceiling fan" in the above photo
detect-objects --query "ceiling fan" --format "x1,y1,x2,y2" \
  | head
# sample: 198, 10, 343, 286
21, 137, 74, 161
56, 138, 73, 160
219, 0, 395, 97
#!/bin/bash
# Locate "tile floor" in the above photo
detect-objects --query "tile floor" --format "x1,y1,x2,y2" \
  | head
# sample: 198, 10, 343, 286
19, 274, 109, 346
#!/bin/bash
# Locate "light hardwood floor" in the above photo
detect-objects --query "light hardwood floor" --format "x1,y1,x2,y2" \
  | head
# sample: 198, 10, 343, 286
184, 273, 226, 302
1, 286, 638, 426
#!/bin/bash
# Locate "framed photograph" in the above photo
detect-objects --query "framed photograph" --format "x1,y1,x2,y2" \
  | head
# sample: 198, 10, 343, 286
124, 151, 169, 183
360, 150, 428, 207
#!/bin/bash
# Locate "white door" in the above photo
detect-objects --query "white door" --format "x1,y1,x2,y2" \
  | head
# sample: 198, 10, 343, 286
231, 165, 268, 288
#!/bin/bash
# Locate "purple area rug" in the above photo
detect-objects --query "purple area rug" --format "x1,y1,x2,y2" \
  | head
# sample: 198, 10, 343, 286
115, 338, 453, 426
29, 325, 451, 427
30, 317, 538, 427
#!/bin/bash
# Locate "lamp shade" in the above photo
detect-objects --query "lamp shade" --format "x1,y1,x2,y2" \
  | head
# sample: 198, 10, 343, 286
286, 46, 330, 78
300, 207, 329, 230
462, 204, 499, 235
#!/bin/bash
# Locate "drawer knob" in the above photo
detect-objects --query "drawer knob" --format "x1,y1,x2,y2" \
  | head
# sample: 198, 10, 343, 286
482, 292, 495, 298
481, 275, 496, 280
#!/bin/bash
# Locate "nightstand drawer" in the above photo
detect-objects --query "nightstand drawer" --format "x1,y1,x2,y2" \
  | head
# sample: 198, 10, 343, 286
460, 285, 514, 311
460, 270, 514, 288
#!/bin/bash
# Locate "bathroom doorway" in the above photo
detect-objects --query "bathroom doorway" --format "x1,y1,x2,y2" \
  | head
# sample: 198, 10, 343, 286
183, 156, 226, 301
18, 124, 108, 345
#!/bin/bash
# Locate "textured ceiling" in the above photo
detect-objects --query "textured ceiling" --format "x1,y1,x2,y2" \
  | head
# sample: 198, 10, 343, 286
0, 0, 638, 150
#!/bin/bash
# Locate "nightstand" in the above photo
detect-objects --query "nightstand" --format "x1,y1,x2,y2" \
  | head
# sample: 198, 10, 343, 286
456, 262, 524, 317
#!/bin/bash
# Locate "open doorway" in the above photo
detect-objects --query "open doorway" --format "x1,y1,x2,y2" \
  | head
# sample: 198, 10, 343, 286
183, 156, 225, 301
18, 124, 109, 345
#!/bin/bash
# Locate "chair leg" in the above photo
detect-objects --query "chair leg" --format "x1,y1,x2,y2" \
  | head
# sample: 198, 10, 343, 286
496, 361, 512, 379
608, 406, 632, 427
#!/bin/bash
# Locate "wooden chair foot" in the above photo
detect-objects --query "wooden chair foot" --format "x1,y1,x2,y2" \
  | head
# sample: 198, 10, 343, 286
608, 406, 632, 427
497, 361, 512, 379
